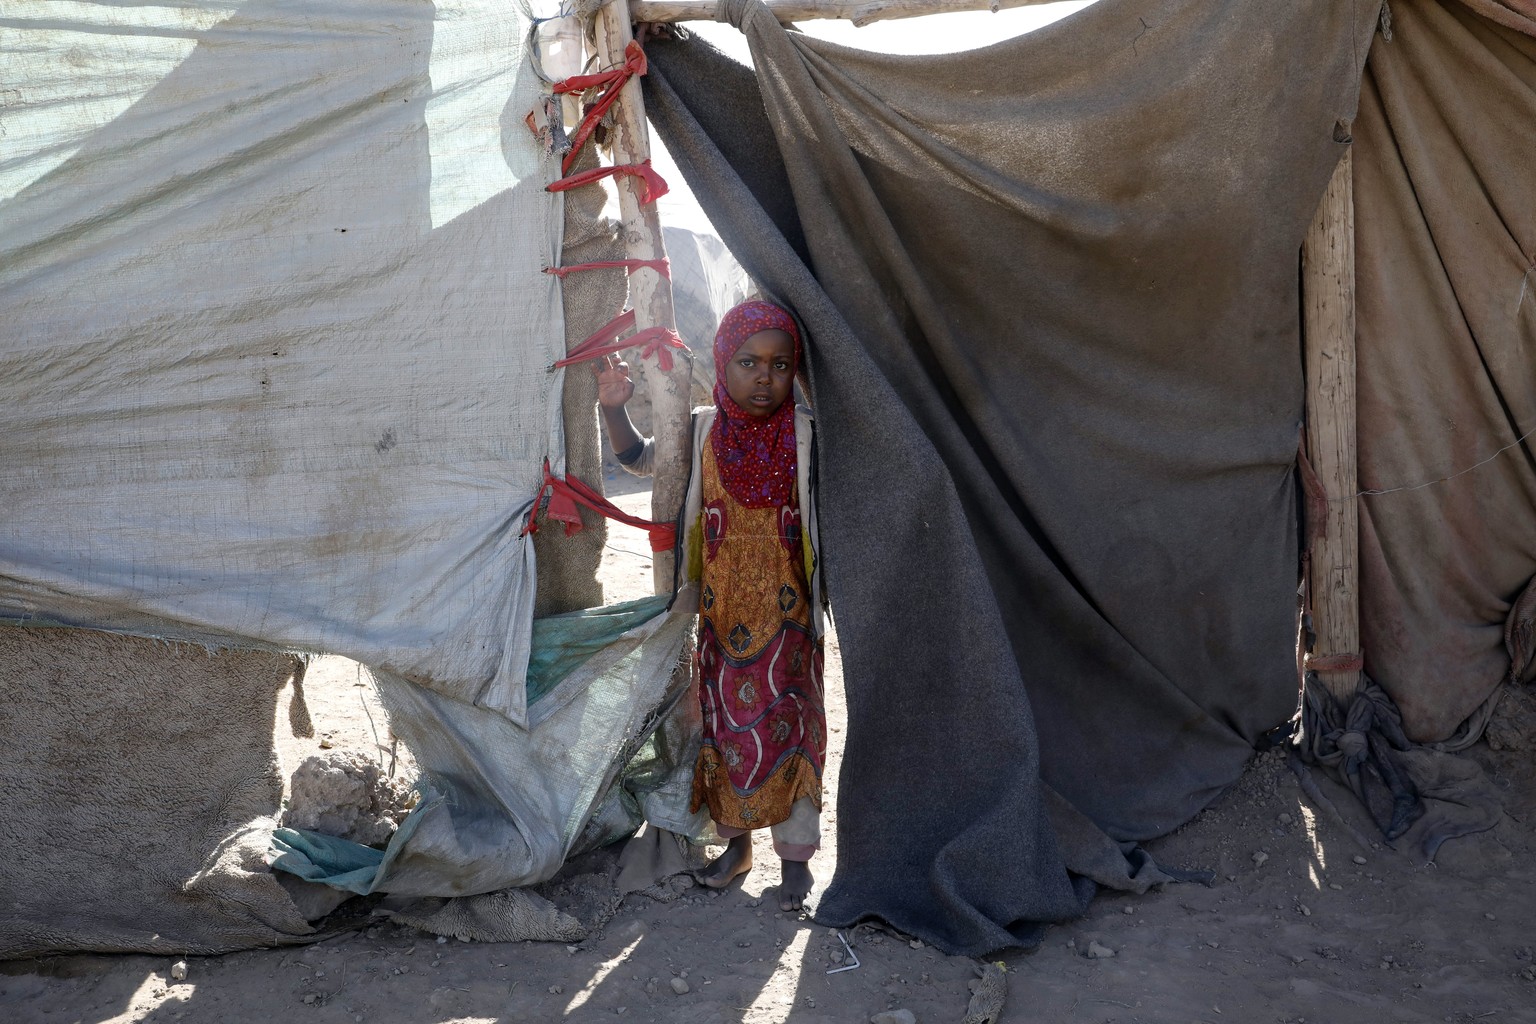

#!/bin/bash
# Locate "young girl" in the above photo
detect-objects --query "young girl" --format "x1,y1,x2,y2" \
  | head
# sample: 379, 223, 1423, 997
597, 300, 826, 912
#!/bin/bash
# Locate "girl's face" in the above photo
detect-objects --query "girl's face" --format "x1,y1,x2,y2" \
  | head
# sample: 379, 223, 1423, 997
723, 329, 796, 417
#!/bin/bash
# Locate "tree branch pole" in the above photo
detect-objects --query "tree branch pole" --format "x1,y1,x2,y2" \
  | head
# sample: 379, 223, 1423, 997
1301, 149, 1361, 704
591, 0, 691, 593
631, 0, 1061, 27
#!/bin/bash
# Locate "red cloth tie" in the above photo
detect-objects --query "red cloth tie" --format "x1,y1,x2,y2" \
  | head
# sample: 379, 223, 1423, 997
543, 257, 670, 280
556, 42, 647, 175
552, 308, 689, 372
523, 461, 677, 553
547, 160, 669, 206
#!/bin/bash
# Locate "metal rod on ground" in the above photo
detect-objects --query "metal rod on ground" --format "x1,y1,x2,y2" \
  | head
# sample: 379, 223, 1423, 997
631, 0, 1062, 27
1301, 148, 1361, 705
591, 0, 690, 594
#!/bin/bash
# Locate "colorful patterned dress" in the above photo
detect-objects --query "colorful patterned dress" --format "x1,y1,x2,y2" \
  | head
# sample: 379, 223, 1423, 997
690, 439, 826, 830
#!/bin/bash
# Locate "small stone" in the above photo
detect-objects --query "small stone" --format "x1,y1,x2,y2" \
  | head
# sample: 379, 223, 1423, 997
169, 960, 189, 982
1278, 813, 1293, 825
1122, 905, 1135, 915
548, 985, 563, 995
807, 999, 816, 1009
909, 938, 924, 949
870, 1011, 916, 1024
315, 970, 326, 979
1352, 854, 1367, 865
1329, 883, 1343, 891
670, 977, 690, 995
1252, 851, 1269, 866
736, 941, 752, 948
1207, 941, 1220, 949
830, 949, 846, 965
1486, 913, 1497, 921
1299, 904, 1312, 917
302, 994, 318, 1005
644, 978, 658, 995
1087, 940, 1116, 959
615, 1007, 627, 1015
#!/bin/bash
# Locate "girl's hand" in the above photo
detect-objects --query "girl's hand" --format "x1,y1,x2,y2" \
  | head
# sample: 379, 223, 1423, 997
596, 354, 635, 409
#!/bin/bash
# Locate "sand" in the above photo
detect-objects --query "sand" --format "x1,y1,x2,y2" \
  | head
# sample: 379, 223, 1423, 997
4, 486, 1535, 1024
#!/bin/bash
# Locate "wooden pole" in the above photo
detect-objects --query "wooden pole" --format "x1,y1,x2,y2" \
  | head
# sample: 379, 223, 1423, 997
1301, 150, 1361, 704
631, 0, 1062, 27
591, 0, 691, 594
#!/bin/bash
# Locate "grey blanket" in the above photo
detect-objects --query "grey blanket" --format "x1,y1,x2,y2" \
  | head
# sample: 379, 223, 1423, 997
645, 0, 1380, 954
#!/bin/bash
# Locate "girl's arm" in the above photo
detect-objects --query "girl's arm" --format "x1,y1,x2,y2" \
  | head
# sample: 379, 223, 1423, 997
596, 355, 651, 472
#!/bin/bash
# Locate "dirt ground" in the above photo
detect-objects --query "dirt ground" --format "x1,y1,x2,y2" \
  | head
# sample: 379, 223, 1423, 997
5, 484, 1536, 1024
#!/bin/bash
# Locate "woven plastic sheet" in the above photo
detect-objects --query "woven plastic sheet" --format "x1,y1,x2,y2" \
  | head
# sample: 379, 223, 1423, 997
0, 0, 563, 710
272, 593, 704, 896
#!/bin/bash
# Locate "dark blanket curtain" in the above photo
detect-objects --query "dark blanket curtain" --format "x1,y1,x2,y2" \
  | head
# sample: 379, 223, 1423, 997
645, 0, 1380, 955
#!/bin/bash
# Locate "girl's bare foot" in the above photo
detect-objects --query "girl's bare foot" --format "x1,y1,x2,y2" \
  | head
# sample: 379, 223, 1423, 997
779, 858, 813, 911
697, 833, 753, 889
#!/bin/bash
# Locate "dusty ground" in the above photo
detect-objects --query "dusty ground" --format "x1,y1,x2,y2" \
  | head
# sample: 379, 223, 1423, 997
4, 482, 1535, 1024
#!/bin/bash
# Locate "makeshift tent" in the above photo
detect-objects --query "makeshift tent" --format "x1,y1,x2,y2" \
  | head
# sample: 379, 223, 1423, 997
3, 0, 1532, 961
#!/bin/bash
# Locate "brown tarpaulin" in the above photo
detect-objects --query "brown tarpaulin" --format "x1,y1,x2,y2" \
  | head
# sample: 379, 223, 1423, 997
1356, 0, 1536, 740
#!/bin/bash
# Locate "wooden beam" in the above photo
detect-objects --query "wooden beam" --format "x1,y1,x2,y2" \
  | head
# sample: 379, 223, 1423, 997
631, 0, 1062, 28
1301, 150, 1360, 704
591, 0, 693, 593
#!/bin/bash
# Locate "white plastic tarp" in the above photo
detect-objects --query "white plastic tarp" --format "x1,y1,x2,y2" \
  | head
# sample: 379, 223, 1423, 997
0, 0, 566, 717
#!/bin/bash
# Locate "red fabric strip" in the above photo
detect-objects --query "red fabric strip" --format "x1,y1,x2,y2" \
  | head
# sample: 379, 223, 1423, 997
558, 42, 647, 175
1305, 653, 1364, 673
557, 308, 637, 364
552, 308, 689, 373
544, 258, 670, 280
547, 160, 669, 206
522, 461, 677, 553
552, 42, 646, 96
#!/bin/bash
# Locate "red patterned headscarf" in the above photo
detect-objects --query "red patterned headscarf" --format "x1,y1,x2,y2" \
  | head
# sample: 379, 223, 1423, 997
710, 300, 801, 509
